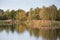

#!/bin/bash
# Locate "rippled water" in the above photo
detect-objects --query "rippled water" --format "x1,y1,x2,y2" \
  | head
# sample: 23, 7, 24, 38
0, 24, 60, 40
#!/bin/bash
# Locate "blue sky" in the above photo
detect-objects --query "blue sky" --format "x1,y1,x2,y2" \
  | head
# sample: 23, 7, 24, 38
0, 0, 60, 11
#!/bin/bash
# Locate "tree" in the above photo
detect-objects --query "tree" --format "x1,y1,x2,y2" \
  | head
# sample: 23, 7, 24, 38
0, 9, 4, 19
28, 7, 41, 20
39, 5, 58, 20
0, 9, 4, 16
10, 10, 16, 26
57, 9, 60, 20
16, 9, 27, 21
28, 8, 34, 20
49, 5, 58, 20
39, 7, 50, 20
34, 7, 41, 19
10, 10, 16, 20
4, 9, 10, 19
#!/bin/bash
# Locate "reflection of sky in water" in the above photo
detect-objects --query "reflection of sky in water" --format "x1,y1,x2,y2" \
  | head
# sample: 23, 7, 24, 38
0, 30, 42, 40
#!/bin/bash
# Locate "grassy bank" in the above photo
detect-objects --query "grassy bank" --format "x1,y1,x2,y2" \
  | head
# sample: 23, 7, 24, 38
0, 20, 60, 28
26, 20, 60, 28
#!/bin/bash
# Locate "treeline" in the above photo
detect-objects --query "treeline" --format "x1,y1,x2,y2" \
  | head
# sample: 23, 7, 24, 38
0, 5, 60, 21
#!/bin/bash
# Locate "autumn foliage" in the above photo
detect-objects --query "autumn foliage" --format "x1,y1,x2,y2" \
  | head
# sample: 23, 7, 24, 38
0, 5, 60, 21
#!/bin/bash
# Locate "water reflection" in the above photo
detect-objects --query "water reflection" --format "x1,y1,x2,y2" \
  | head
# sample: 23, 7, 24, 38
0, 23, 60, 40
27, 27, 60, 40
16, 23, 26, 33
40, 29, 57, 40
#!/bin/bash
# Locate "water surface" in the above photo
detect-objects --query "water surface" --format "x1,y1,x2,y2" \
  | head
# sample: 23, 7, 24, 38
0, 24, 60, 40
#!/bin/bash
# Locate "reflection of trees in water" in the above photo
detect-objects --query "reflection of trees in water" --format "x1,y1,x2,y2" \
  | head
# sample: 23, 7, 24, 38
16, 23, 26, 33
40, 29, 57, 40
26, 27, 40, 38
27, 27, 60, 40
57, 29, 60, 40
0, 25, 15, 33
1, 24, 60, 40
0, 26, 3, 32
0, 23, 27, 34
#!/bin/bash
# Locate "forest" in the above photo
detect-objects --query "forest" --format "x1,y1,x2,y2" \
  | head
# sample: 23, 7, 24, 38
0, 5, 60, 21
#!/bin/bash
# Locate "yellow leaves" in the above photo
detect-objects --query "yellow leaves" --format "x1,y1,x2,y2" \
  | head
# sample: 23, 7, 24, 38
39, 5, 58, 20
16, 24, 26, 33
16, 9, 27, 21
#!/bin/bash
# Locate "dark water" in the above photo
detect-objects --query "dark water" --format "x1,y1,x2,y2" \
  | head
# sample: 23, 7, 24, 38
0, 24, 60, 40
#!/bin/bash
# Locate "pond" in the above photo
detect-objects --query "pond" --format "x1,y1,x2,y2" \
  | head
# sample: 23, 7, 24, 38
0, 23, 60, 40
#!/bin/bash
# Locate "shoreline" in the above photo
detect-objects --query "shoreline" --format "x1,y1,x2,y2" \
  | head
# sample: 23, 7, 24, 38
0, 20, 60, 29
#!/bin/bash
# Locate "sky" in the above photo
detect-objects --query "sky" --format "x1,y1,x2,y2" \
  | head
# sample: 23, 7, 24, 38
0, 0, 60, 11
